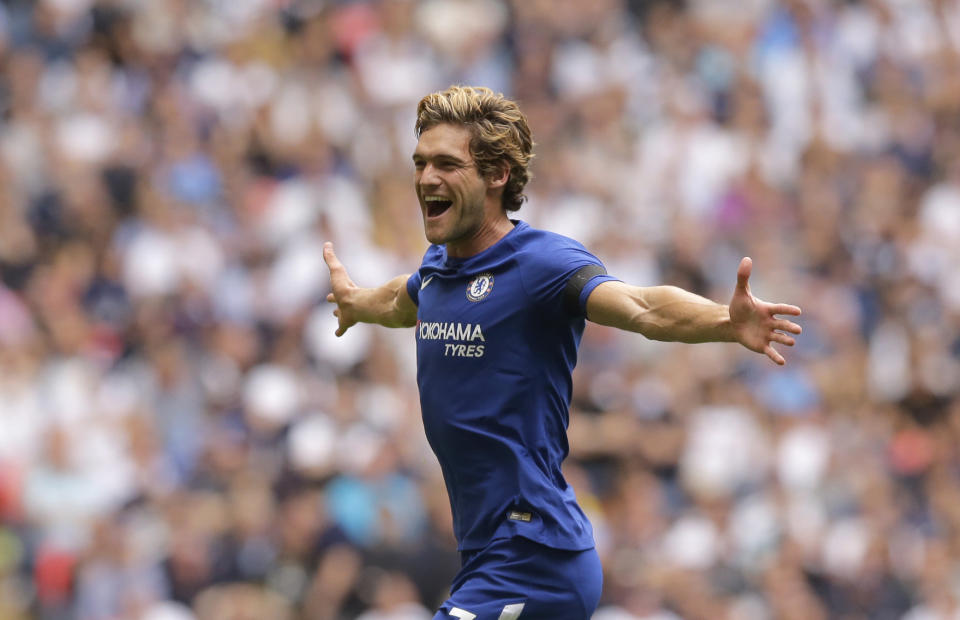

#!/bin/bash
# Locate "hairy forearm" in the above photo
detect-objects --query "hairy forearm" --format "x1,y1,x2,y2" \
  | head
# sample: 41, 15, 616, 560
345, 274, 417, 328
588, 283, 736, 343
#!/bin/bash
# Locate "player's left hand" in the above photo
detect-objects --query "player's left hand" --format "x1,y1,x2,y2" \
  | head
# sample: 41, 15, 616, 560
729, 257, 802, 365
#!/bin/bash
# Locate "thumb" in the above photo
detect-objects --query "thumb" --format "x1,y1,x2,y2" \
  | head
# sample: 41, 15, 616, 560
323, 242, 348, 285
323, 241, 339, 269
736, 257, 752, 293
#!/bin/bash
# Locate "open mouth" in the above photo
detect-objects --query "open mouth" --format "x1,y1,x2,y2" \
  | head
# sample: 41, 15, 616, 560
425, 197, 453, 218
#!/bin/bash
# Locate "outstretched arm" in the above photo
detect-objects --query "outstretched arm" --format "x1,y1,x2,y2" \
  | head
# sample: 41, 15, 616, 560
585, 257, 802, 365
323, 242, 418, 336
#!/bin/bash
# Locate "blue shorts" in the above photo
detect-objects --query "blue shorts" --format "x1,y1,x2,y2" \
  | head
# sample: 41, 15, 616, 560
432, 536, 603, 620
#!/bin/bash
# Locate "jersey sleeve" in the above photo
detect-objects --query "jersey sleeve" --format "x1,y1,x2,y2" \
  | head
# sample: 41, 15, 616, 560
406, 271, 422, 306
518, 238, 619, 318
407, 245, 443, 307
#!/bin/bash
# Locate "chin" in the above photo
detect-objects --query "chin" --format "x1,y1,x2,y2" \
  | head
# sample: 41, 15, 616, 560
423, 224, 448, 246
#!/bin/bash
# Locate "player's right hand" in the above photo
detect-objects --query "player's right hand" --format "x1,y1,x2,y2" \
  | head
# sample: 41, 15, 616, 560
323, 242, 359, 337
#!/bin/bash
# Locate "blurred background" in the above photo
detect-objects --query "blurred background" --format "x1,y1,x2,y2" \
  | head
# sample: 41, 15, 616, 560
0, 0, 958, 618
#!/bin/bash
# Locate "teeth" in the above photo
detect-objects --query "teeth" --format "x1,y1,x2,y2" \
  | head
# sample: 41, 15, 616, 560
424, 196, 450, 202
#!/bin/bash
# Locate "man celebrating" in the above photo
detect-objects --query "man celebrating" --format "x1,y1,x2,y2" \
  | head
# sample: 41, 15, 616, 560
324, 86, 802, 619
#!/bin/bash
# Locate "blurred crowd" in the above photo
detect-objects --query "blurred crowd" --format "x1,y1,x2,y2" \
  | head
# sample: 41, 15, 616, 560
0, 0, 959, 618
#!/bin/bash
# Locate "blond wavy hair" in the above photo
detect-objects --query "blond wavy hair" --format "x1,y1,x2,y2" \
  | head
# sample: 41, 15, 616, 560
415, 86, 534, 212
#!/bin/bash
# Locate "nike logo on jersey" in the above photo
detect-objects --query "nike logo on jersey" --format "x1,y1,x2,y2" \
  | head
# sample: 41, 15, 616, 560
421, 276, 435, 290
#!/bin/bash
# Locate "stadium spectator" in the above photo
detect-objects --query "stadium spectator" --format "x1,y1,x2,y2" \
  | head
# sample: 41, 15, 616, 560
0, 0, 958, 618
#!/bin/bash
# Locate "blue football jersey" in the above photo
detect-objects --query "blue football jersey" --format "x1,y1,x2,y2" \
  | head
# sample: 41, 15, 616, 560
406, 221, 619, 551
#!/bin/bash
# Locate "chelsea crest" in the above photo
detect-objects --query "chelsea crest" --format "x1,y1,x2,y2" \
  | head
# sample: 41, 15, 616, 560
466, 273, 494, 302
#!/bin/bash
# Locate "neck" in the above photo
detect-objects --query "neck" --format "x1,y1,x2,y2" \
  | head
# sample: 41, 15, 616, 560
446, 211, 515, 258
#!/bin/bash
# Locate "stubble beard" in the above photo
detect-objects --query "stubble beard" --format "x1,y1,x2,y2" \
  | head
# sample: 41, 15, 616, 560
423, 197, 485, 248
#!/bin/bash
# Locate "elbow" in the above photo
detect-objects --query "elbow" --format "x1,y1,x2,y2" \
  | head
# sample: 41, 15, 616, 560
632, 312, 692, 343
627, 309, 665, 340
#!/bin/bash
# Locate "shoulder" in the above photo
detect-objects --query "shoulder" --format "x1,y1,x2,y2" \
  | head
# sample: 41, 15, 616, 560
510, 223, 599, 272
506, 223, 609, 311
510, 222, 592, 260
407, 244, 445, 303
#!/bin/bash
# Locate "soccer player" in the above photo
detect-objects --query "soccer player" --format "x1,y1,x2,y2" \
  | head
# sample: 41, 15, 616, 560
323, 86, 802, 619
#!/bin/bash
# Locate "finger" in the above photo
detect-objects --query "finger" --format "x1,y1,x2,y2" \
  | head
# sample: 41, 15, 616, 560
323, 241, 338, 268
771, 304, 802, 316
775, 319, 802, 334
323, 242, 349, 285
771, 332, 796, 347
326, 293, 335, 303
736, 257, 752, 293
335, 325, 346, 337
764, 344, 785, 365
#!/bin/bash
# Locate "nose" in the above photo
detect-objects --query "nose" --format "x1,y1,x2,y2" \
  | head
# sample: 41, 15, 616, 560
418, 162, 441, 188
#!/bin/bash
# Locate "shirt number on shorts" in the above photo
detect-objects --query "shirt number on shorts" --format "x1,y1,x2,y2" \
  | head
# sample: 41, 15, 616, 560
450, 602, 525, 619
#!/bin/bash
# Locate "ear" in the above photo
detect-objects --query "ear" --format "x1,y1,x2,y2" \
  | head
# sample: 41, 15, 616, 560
487, 164, 510, 189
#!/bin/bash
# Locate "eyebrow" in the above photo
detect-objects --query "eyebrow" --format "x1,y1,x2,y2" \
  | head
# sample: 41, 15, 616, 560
412, 153, 470, 165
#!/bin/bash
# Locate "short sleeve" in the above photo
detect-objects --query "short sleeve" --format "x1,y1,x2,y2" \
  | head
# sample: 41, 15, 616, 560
577, 272, 619, 316
518, 236, 619, 318
406, 272, 422, 306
